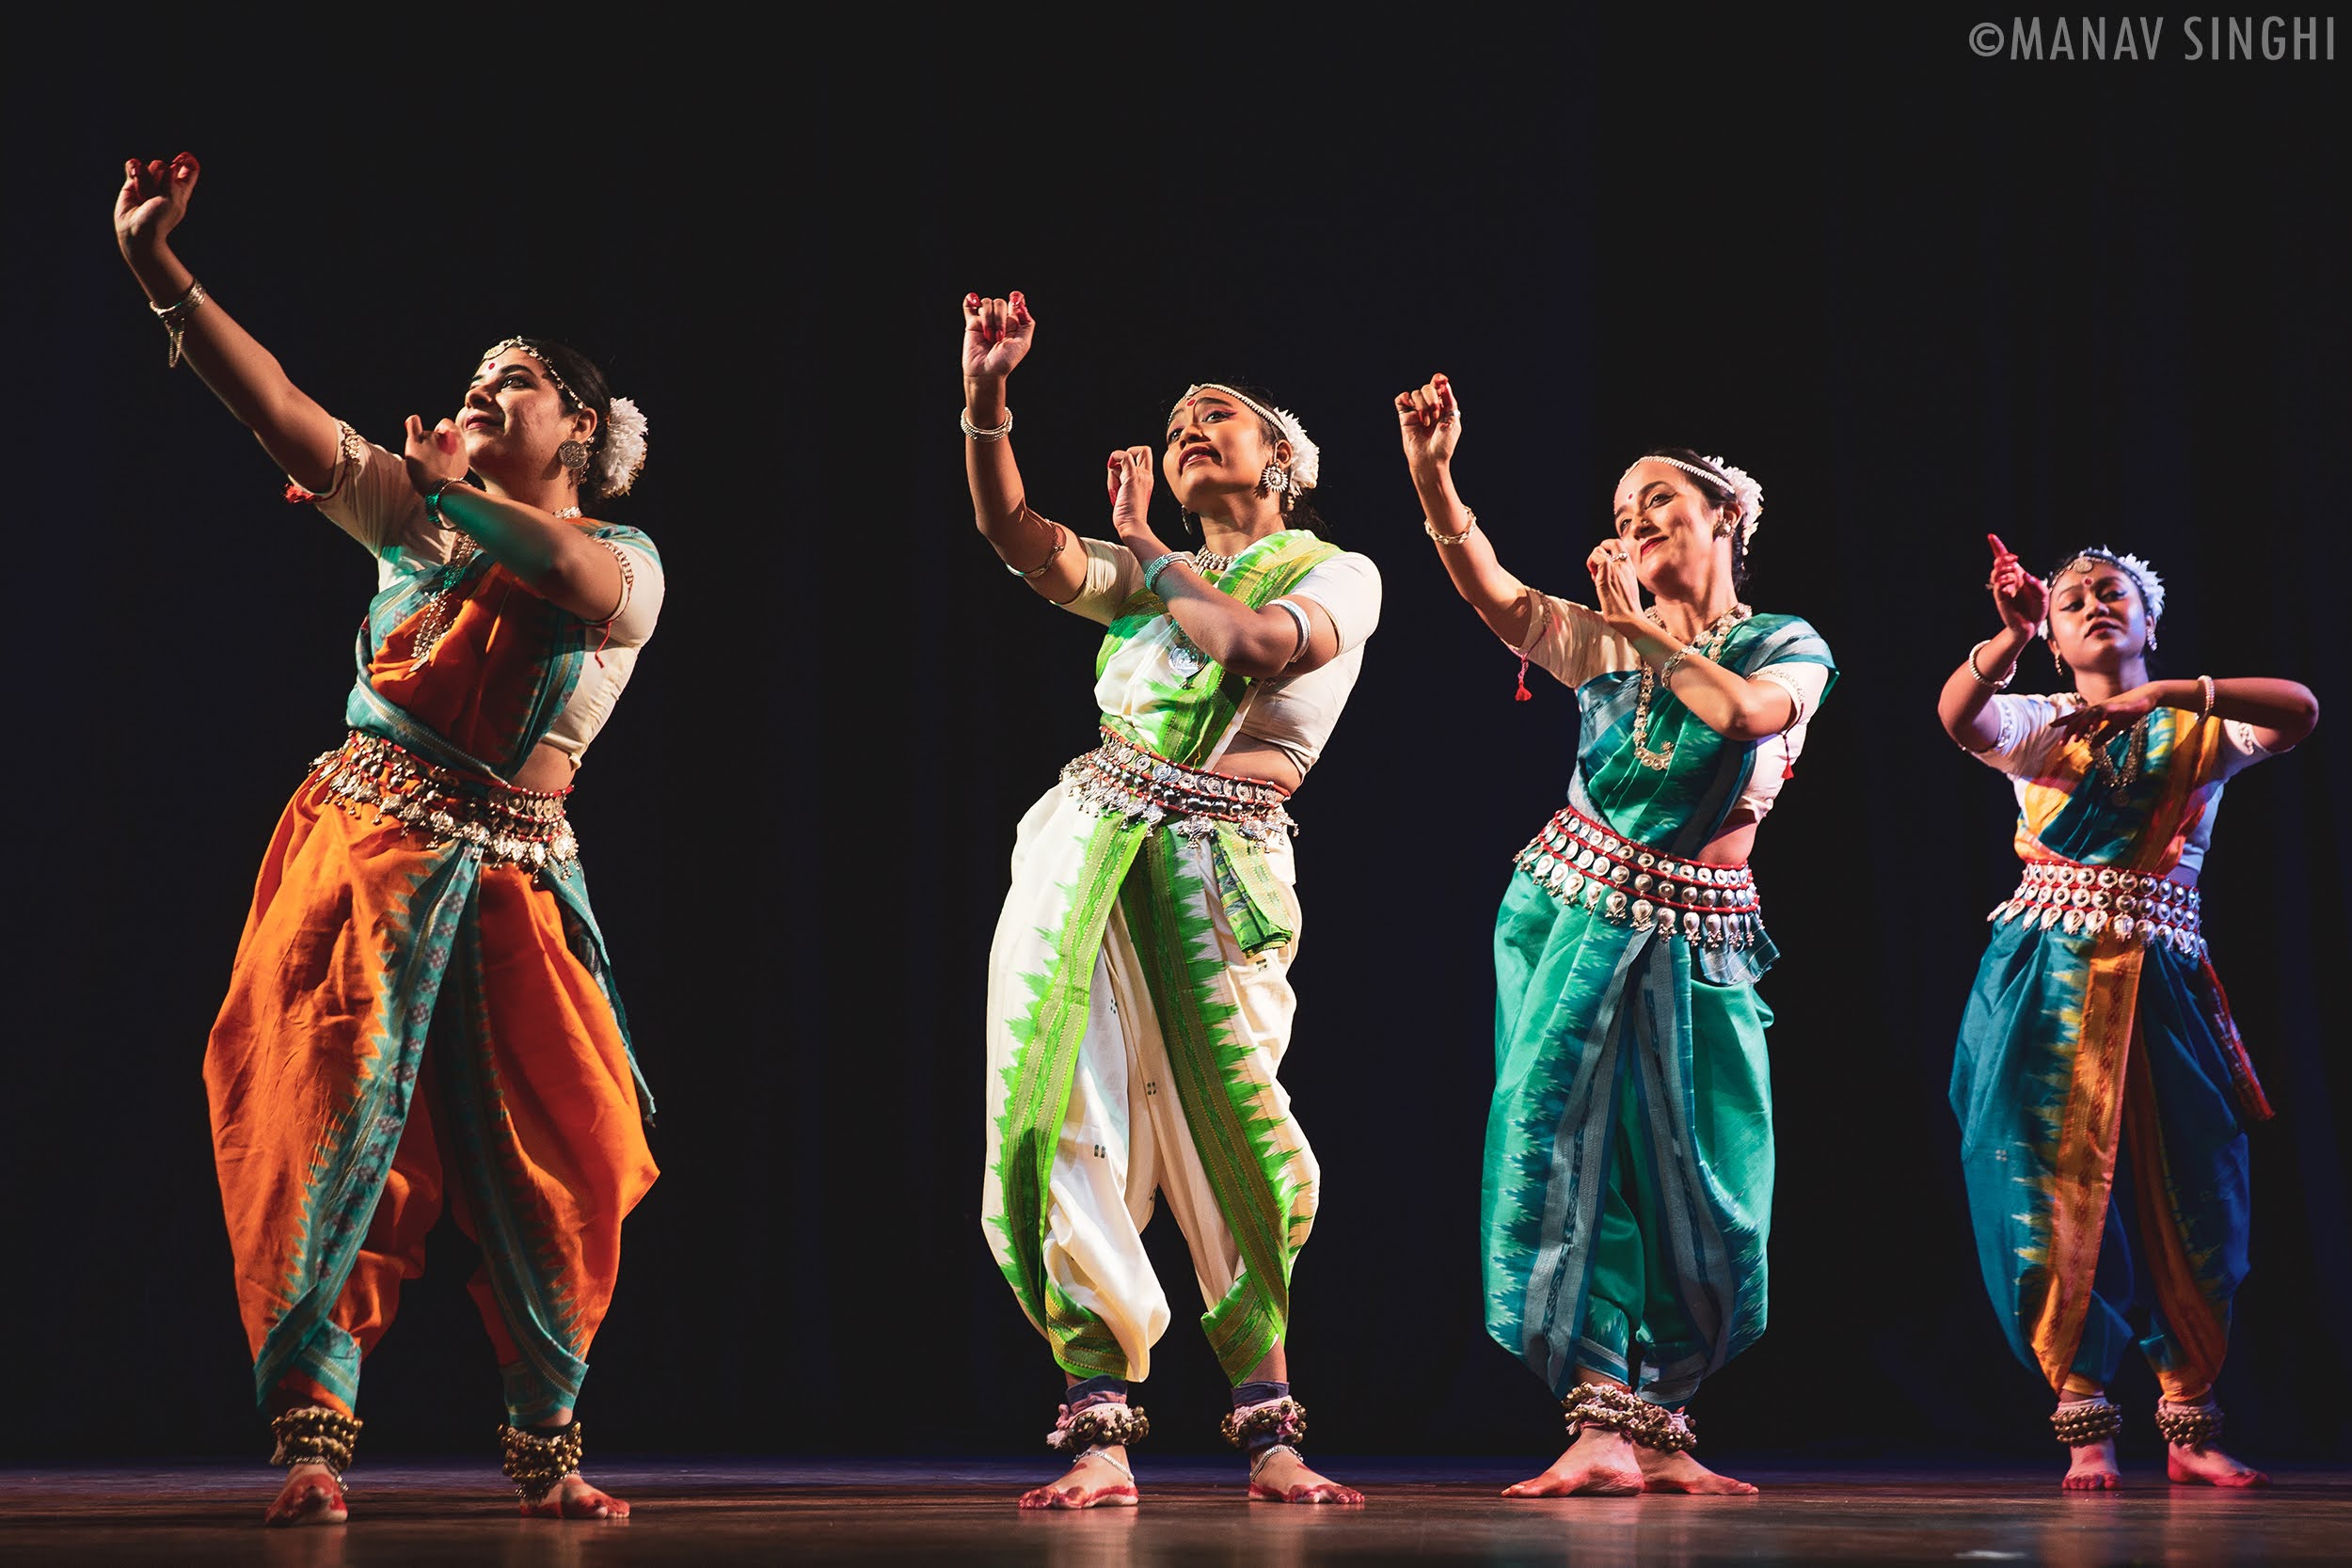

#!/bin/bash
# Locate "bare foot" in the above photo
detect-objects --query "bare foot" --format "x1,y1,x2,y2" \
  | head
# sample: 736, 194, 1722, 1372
2168, 1443, 2269, 1488
1018, 1447, 1138, 1510
1248, 1448, 1364, 1504
1503, 1430, 1644, 1497
263, 1462, 347, 1527
1637, 1447, 1757, 1495
2062, 1437, 2122, 1490
519, 1472, 631, 1519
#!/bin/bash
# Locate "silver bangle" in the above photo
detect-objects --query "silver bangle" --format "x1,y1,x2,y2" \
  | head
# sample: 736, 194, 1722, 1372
1002, 512, 1067, 580
151, 279, 210, 369
1967, 638, 2017, 690
961, 406, 1014, 440
1140, 551, 1187, 596
1657, 643, 1694, 688
2198, 673, 2217, 719
1425, 508, 1477, 546
1271, 597, 1313, 665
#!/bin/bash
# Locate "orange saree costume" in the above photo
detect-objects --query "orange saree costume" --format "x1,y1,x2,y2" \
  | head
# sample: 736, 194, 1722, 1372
205, 424, 661, 1426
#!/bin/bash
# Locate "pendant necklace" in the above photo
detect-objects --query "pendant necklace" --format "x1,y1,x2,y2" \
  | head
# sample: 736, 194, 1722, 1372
1165, 548, 1239, 682
2074, 694, 2151, 800
1631, 603, 1751, 771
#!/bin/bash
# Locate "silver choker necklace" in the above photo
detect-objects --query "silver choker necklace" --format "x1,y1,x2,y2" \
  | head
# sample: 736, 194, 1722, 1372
1191, 549, 1233, 574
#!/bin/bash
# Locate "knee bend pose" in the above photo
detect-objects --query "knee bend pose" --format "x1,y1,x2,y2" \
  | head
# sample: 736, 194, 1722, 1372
964, 292, 1372, 1509
1940, 536, 2316, 1490
117, 154, 661, 1525
1399, 375, 1833, 1497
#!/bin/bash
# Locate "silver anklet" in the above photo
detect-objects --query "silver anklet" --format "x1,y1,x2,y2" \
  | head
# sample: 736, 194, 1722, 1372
1077, 1443, 1134, 1482
1248, 1442, 1299, 1481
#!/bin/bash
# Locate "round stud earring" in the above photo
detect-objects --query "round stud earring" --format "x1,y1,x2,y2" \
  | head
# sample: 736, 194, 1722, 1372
557, 439, 590, 477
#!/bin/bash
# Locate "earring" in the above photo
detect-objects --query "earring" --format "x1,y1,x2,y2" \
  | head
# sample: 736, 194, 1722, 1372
557, 439, 590, 478
1260, 464, 1291, 495
2145, 626, 2159, 653
1180, 510, 1201, 538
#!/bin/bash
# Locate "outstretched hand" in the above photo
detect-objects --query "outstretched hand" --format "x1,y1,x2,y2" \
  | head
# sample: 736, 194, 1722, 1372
1985, 532, 2047, 636
115, 151, 199, 261
402, 416, 470, 496
2051, 684, 2163, 746
963, 292, 1035, 381
1395, 373, 1462, 471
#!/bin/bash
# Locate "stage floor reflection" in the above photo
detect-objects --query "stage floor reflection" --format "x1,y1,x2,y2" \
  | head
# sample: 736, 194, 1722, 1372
3, 1458, 2348, 1564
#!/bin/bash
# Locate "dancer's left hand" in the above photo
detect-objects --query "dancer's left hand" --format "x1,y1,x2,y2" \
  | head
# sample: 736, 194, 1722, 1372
1106, 447, 1167, 557
1586, 539, 1647, 641
403, 416, 469, 494
2052, 683, 2164, 744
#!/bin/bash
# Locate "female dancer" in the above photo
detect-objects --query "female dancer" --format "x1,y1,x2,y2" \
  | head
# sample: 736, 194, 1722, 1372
117, 152, 660, 1525
1940, 534, 2315, 1489
1398, 374, 1833, 1497
965, 292, 1372, 1510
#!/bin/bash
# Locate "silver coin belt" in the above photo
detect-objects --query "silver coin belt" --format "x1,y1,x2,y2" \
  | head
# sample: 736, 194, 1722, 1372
1514, 805, 1763, 950
1992, 860, 2202, 953
1061, 728, 1296, 843
310, 730, 580, 874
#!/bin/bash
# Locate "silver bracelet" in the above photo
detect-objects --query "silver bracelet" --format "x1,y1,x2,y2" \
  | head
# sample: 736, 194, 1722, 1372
1271, 597, 1313, 665
1657, 643, 1694, 688
2198, 673, 2217, 718
151, 279, 211, 369
961, 406, 1014, 440
1967, 638, 2017, 690
1003, 513, 1067, 580
1140, 551, 1187, 596
1425, 508, 1477, 546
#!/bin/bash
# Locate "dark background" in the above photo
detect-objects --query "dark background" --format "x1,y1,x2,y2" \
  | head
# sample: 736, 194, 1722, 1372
5, 9, 2344, 1469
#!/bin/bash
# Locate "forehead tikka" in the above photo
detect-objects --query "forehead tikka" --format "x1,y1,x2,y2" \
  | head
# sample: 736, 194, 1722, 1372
479, 337, 583, 410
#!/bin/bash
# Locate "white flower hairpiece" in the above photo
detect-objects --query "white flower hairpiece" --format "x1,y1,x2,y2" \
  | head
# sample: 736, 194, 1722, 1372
598, 396, 648, 497
1181, 383, 1321, 490
1620, 453, 1764, 546
2055, 547, 2165, 624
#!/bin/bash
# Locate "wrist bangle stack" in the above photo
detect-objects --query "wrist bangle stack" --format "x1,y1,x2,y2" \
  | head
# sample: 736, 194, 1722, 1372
423, 476, 472, 531
2198, 673, 2217, 719
151, 279, 211, 369
961, 407, 1014, 440
1425, 509, 1477, 546
1967, 638, 2018, 690
1141, 550, 1188, 596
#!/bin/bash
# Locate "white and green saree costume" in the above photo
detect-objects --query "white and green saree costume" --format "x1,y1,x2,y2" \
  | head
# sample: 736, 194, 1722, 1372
981, 530, 1379, 1384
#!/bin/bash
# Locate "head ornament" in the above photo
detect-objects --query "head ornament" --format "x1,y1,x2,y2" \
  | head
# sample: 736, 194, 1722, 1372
1178, 383, 1320, 490
2055, 547, 2165, 624
1620, 452, 1764, 546
480, 337, 649, 497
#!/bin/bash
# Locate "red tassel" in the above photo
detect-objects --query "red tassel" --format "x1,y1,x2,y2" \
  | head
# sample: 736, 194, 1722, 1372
284, 483, 317, 503
1783, 759, 1796, 780
1513, 656, 1534, 702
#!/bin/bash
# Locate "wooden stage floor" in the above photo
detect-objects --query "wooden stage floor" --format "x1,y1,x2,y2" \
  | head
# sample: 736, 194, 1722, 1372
3, 1458, 2347, 1564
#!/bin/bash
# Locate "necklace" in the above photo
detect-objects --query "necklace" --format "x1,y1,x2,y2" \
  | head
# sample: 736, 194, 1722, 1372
409, 537, 485, 663
2072, 694, 2151, 800
1631, 604, 1751, 771
1165, 546, 1251, 681
1190, 549, 1234, 574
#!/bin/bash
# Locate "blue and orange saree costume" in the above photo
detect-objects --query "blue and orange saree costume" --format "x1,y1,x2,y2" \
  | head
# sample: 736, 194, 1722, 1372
205, 501, 659, 1427
1953, 698, 2274, 1402
1485, 610, 1835, 1414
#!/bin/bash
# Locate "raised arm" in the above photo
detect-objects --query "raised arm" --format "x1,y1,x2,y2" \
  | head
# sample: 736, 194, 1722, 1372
1939, 533, 2047, 751
113, 153, 343, 492
1396, 374, 1546, 649
962, 291, 1089, 606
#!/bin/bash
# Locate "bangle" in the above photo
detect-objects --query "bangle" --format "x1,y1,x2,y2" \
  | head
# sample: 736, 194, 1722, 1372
2198, 673, 2217, 719
1967, 638, 2017, 690
423, 476, 472, 531
1271, 597, 1313, 665
1003, 513, 1068, 580
151, 279, 210, 369
1425, 508, 1477, 546
1141, 551, 1187, 596
961, 406, 1014, 440
1657, 643, 1694, 688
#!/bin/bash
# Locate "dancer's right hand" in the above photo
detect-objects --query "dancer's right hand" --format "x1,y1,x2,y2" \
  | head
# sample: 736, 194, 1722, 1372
1985, 532, 2047, 636
1395, 373, 1463, 473
963, 291, 1034, 382
115, 151, 199, 262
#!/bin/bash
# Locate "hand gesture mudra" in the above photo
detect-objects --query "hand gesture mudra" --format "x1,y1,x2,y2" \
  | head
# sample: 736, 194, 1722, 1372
1394, 372, 1463, 472
1985, 532, 2047, 636
115, 151, 200, 261
402, 416, 470, 495
2051, 683, 2162, 745
963, 291, 1035, 381
1586, 538, 1647, 640
1105, 447, 1156, 547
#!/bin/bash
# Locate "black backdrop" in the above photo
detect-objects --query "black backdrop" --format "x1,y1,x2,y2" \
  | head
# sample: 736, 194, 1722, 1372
5, 10, 2345, 1467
